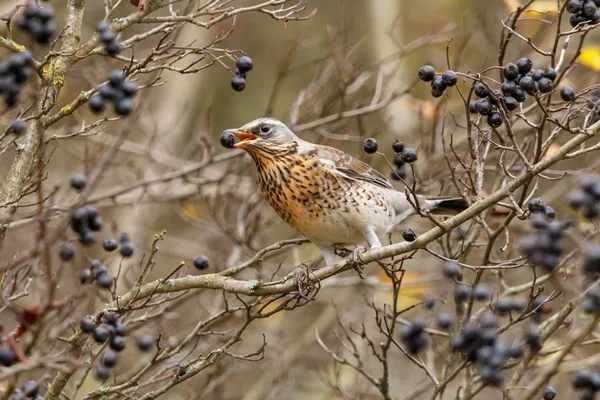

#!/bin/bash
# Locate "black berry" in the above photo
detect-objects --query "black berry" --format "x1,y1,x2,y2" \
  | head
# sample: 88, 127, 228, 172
95, 365, 110, 381
441, 70, 458, 87
70, 173, 87, 191
80, 317, 96, 333
567, 0, 584, 12
392, 139, 405, 153
108, 70, 124, 87
89, 95, 105, 113
477, 99, 492, 115
93, 326, 110, 343
120, 241, 134, 257
363, 138, 378, 154
473, 285, 490, 301
487, 112, 503, 128
443, 261, 460, 279
503, 96, 518, 111
59, 242, 75, 261
560, 86, 575, 101
114, 98, 133, 116
537, 77, 553, 93
400, 148, 417, 163
96, 273, 113, 289
437, 312, 453, 330
21, 380, 38, 397
402, 229, 417, 242
114, 322, 127, 336
10, 119, 26, 135
220, 131, 236, 148
418, 65, 435, 82
80, 268, 92, 284
503, 63, 519, 80
236, 56, 253, 73
528, 198, 545, 213
103, 238, 118, 252
137, 335, 154, 351
193, 255, 209, 270
102, 350, 118, 368
516, 58, 533, 74
543, 68, 557, 81
519, 76, 537, 95
231, 75, 246, 91
0, 348, 17, 366
502, 80, 517, 96
474, 83, 489, 98
542, 386, 556, 400
110, 335, 126, 352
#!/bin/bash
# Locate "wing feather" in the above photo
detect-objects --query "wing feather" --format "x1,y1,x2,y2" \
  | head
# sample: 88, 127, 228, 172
316, 145, 394, 189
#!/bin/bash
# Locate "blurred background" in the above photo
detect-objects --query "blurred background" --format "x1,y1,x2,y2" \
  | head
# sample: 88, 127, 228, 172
1, 0, 600, 398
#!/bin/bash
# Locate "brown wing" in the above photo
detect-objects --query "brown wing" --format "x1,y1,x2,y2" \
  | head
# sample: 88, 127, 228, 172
316, 145, 394, 189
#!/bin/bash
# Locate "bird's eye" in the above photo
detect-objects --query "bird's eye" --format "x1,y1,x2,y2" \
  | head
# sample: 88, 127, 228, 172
260, 123, 270, 133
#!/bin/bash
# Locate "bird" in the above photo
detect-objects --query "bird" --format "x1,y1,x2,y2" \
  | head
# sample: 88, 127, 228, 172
223, 117, 468, 265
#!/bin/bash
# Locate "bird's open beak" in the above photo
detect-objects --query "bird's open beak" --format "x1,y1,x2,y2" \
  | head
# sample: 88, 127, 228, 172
227, 130, 259, 148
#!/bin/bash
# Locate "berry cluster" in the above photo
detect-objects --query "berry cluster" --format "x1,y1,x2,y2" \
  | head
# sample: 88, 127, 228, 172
231, 56, 253, 92
0, 52, 34, 107
71, 205, 103, 246
90, 70, 137, 116
16, 4, 55, 44
399, 318, 429, 354
494, 296, 527, 313
568, 174, 600, 218
8, 380, 43, 400
80, 259, 113, 289
451, 313, 522, 386
518, 198, 569, 272
388, 140, 407, 180
80, 314, 128, 381
572, 368, 600, 399
417, 65, 458, 97
567, 0, 600, 27
470, 59, 556, 128
362, 137, 417, 181
97, 21, 121, 56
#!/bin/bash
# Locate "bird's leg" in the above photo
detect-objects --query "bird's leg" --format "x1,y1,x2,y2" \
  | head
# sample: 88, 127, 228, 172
320, 247, 343, 266
363, 226, 382, 249
347, 246, 367, 279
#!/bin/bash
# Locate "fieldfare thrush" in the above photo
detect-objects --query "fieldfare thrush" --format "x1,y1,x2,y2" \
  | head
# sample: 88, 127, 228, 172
224, 118, 468, 265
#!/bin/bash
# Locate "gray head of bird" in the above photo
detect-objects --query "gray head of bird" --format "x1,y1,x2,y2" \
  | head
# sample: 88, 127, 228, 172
223, 118, 300, 150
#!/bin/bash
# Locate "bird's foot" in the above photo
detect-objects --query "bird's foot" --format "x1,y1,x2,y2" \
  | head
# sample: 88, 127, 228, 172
346, 246, 366, 278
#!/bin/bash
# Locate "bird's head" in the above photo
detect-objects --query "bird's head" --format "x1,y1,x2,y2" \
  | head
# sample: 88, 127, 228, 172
223, 118, 299, 151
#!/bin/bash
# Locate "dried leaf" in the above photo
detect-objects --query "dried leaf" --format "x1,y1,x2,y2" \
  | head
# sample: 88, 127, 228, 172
503, 0, 558, 16
179, 199, 201, 219
578, 46, 600, 72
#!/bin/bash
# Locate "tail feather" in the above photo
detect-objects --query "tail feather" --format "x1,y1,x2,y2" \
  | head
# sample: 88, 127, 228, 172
426, 196, 470, 215
383, 189, 469, 226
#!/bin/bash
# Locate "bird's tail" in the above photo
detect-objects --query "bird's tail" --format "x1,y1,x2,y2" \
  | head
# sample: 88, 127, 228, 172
424, 196, 470, 215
